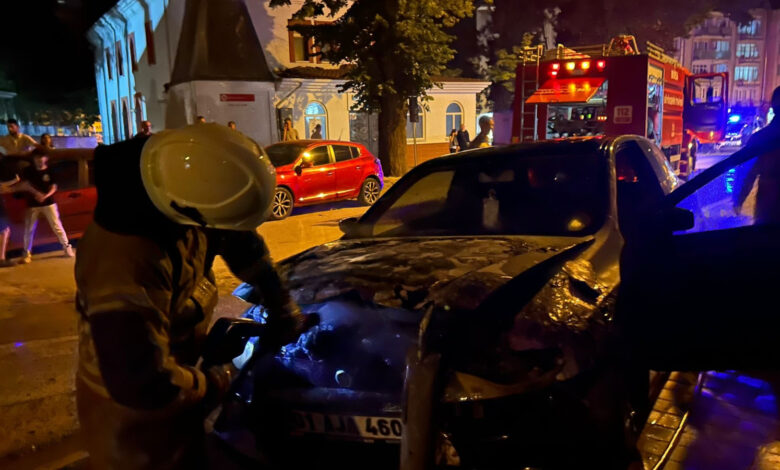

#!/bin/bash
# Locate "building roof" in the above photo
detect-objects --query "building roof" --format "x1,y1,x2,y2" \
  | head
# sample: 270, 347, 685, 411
277, 65, 488, 83
170, 0, 274, 85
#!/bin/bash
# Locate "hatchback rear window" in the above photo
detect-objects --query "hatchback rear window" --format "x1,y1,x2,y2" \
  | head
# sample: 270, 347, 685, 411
265, 143, 306, 167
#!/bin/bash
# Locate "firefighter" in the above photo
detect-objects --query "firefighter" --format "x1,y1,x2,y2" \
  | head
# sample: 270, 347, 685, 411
46, 124, 307, 469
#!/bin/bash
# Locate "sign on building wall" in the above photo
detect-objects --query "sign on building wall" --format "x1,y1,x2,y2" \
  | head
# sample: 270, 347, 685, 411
220, 94, 256, 102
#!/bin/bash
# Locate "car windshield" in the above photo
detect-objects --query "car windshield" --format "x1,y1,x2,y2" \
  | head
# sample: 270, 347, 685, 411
361, 149, 609, 238
265, 143, 306, 167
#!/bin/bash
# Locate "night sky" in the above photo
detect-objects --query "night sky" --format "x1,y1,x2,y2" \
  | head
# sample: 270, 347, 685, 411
0, 0, 116, 104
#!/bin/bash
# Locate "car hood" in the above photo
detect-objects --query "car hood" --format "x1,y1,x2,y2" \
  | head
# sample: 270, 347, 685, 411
234, 236, 594, 394
238, 236, 590, 311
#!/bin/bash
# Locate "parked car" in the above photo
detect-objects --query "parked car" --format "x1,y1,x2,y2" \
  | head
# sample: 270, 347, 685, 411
0, 155, 96, 253
208, 136, 684, 469
264, 140, 384, 220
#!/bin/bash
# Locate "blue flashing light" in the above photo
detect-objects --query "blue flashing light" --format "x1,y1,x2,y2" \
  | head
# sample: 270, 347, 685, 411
13, 342, 23, 348
729, 115, 741, 123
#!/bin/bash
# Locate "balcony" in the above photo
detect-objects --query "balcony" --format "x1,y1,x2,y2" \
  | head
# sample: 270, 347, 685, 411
693, 25, 732, 36
737, 54, 761, 63
692, 50, 731, 61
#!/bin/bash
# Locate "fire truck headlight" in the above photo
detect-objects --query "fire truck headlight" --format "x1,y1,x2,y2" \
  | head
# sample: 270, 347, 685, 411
566, 62, 576, 71
581, 61, 591, 70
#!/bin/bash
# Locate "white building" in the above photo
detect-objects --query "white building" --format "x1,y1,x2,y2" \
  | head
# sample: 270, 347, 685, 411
675, 9, 780, 110
88, 0, 489, 168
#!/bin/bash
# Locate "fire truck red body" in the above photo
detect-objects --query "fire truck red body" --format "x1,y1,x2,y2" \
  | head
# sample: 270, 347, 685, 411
511, 37, 729, 176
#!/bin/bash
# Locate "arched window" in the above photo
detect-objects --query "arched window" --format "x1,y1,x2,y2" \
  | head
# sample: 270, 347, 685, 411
305, 102, 327, 139
445, 102, 463, 134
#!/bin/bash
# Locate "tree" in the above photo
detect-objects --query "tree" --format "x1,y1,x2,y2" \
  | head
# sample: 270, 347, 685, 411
270, 0, 473, 176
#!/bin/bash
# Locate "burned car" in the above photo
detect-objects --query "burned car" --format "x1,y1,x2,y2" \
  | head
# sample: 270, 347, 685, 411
208, 136, 682, 469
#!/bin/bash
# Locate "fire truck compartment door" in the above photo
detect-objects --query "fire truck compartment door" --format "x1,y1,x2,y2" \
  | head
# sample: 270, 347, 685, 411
525, 78, 606, 104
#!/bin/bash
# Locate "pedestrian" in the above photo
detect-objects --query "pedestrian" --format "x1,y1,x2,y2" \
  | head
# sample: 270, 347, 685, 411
310, 123, 323, 140
18, 150, 74, 263
227, 121, 237, 130
449, 128, 459, 153
135, 120, 153, 138
735, 86, 780, 225
44, 124, 312, 469
456, 122, 470, 151
469, 116, 494, 149
0, 119, 37, 155
282, 117, 299, 141
0, 173, 20, 267
40, 133, 54, 149
196, 115, 206, 124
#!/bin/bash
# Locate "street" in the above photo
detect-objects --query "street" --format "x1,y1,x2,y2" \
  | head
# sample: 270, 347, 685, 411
0, 199, 372, 467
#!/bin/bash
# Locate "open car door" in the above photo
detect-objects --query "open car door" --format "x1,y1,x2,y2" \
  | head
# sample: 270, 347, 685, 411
620, 134, 780, 371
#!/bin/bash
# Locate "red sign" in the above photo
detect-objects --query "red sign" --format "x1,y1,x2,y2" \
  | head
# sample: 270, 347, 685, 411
613, 105, 633, 124
220, 94, 255, 102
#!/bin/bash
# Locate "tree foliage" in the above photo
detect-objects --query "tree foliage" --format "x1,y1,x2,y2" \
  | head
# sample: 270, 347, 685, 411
270, 0, 473, 175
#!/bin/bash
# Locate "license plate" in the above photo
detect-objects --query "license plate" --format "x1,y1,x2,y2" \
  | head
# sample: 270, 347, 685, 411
290, 411, 403, 441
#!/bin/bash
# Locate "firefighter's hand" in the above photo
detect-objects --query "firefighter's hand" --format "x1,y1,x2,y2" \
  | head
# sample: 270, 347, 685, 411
203, 363, 238, 409
264, 309, 320, 350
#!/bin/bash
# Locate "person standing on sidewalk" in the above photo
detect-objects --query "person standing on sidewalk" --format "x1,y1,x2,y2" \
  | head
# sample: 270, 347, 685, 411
456, 122, 470, 151
18, 150, 74, 263
0, 119, 37, 156
469, 116, 494, 149
448, 128, 459, 153
282, 117, 299, 141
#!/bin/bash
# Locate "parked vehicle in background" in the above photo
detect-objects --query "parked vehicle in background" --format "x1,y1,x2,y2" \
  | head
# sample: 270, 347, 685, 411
264, 140, 384, 220
717, 114, 763, 150
0, 155, 96, 253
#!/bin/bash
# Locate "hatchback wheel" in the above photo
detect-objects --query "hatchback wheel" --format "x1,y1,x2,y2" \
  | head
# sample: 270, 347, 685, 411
270, 187, 293, 220
358, 178, 381, 205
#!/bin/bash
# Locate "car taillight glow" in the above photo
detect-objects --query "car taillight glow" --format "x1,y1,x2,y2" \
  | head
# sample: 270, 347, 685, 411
550, 70, 559, 77
596, 60, 606, 70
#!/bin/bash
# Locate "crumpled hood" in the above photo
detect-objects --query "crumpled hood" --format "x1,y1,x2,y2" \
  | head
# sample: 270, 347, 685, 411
258, 236, 592, 311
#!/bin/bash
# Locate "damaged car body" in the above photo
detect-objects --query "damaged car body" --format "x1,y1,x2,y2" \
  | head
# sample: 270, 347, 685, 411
208, 136, 681, 469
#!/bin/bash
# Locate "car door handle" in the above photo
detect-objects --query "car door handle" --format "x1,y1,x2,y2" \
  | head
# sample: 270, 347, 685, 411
68, 192, 82, 199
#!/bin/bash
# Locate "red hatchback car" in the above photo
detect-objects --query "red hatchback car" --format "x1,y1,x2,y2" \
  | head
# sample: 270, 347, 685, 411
264, 140, 384, 220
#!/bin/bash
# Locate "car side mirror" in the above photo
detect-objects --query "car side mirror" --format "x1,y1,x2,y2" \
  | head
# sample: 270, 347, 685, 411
339, 217, 361, 237
664, 206, 695, 232
295, 165, 303, 176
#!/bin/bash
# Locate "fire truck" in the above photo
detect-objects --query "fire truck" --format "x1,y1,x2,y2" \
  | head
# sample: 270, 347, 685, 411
511, 36, 729, 177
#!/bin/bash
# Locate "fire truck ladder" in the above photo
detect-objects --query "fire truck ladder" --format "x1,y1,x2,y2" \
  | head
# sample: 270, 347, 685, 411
518, 45, 544, 142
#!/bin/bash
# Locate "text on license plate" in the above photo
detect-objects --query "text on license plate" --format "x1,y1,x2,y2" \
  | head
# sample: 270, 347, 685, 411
291, 411, 403, 440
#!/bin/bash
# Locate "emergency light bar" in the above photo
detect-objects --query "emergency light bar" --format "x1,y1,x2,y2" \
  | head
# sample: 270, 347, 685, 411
548, 59, 606, 78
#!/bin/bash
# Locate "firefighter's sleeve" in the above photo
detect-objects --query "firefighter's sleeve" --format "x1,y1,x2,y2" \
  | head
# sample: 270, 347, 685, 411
79, 247, 207, 410
214, 230, 300, 320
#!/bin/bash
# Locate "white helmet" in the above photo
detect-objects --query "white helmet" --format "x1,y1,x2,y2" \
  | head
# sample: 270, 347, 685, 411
140, 123, 276, 230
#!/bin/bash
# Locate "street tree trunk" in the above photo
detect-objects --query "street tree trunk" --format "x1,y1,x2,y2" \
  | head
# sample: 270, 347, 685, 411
378, 93, 408, 177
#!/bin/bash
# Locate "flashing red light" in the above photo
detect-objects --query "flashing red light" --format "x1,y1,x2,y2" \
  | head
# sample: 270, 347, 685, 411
552, 63, 560, 70
596, 60, 606, 70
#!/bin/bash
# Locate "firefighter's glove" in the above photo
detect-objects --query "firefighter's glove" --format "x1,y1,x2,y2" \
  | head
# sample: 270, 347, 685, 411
203, 363, 238, 410
264, 310, 320, 351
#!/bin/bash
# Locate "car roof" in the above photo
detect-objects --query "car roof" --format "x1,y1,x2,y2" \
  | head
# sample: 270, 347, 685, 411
419, 137, 611, 169
268, 140, 364, 147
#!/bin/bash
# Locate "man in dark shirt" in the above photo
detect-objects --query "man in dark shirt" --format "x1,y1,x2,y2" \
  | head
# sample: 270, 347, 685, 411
456, 122, 470, 151
19, 151, 73, 263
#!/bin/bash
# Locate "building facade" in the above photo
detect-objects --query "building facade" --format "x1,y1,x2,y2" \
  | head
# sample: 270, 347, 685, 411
88, 0, 489, 167
675, 9, 780, 111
